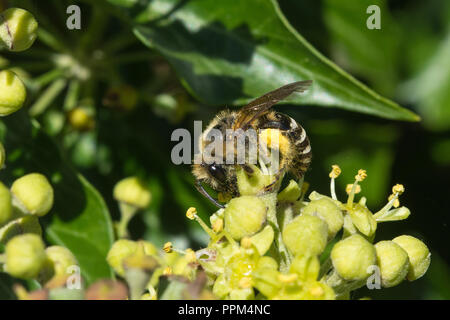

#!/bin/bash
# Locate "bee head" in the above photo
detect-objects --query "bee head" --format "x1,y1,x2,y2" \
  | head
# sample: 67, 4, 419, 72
206, 163, 226, 183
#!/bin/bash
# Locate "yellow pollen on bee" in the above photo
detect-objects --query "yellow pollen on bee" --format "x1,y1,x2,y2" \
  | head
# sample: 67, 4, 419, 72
346, 184, 361, 195
329, 165, 341, 179
355, 169, 367, 182
163, 242, 173, 253
278, 273, 298, 283
186, 207, 197, 220
258, 129, 290, 154
392, 184, 405, 195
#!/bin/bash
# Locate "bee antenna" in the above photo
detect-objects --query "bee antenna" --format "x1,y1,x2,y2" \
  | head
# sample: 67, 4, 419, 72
195, 180, 225, 209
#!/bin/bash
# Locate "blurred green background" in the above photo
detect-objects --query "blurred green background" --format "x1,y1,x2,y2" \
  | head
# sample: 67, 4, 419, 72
0, 0, 449, 299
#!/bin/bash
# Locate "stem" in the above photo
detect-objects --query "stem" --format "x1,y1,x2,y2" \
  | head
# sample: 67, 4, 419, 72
29, 78, 67, 117
322, 269, 366, 298
346, 181, 359, 208
79, 5, 109, 53
125, 268, 150, 300
63, 79, 81, 111
117, 202, 138, 239
373, 193, 398, 218
319, 257, 332, 279
260, 193, 291, 273
330, 178, 337, 200
34, 68, 66, 88
37, 28, 68, 53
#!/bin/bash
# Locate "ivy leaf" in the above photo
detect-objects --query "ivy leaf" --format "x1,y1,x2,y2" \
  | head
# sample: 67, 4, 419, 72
323, 0, 401, 96
0, 111, 115, 285
110, 0, 419, 121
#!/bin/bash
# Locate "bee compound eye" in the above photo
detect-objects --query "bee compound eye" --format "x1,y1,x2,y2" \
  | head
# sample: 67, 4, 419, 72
208, 164, 226, 183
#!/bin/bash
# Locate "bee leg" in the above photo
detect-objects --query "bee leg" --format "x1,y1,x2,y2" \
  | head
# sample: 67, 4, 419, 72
263, 161, 287, 192
264, 174, 281, 192
195, 180, 225, 209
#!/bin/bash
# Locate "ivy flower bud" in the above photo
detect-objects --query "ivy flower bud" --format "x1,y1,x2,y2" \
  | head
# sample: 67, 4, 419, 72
106, 239, 138, 276
45, 246, 78, 277
347, 203, 377, 237
67, 107, 95, 131
5, 234, 46, 279
113, 177, 151, 209
374, 241, 409, 288
0, 181, 12, 224
0, 8, 38, 52
393, 235, 431, 281
331, 234, 376, 281
302, 198, 344, 240
0, 70, 26, 116
282, 215, 328, 256
11, 173, 54, 216
224, 195, 267, 240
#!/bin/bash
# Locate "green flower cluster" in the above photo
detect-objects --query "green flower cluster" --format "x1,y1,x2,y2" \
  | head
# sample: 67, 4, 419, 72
0, 170, 82, 300
105, 165, 431, 300
0, 8, 38, 116
0, 167, 79, 286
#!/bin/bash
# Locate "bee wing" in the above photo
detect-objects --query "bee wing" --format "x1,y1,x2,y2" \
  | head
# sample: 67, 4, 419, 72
233, 80, 312, 130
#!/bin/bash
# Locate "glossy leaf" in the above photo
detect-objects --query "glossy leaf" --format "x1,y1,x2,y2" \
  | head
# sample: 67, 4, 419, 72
323, 0, 401, 96
110, 0, 419, 121
401, 33, 450, 131
0, 111, 115, 285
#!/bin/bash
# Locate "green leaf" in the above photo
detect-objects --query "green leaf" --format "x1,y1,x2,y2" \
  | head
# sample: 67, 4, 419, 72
0, 274, 16, 300
112, 0, 419, 121
0, 111, 115, 285
401, 33, 450, 131
323, 0, 401, 96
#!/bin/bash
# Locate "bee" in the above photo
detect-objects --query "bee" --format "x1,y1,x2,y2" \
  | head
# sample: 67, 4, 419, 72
192, 81, 312, 208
